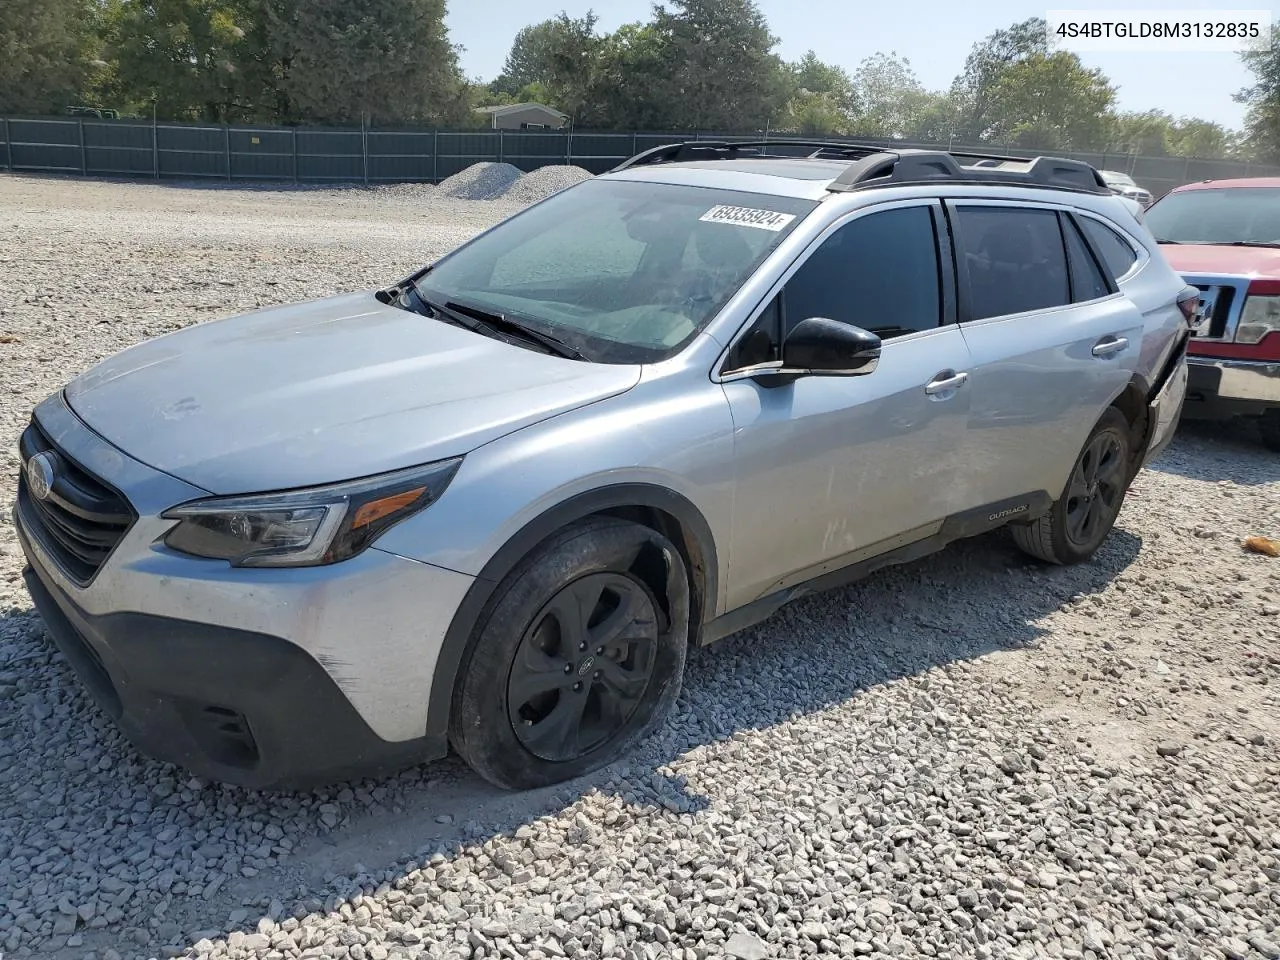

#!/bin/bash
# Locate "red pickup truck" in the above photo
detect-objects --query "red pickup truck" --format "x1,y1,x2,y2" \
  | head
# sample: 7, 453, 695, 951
1143, 178, 1280, 451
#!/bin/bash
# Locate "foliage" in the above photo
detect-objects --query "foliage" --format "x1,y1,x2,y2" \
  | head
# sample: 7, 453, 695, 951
1238, 25, 1280, 162
1, 0, 112, 116
775, 52, 857, 136
264, 0, 466, 126
950, 18, 1047, 142
0, 3, 1250, 160
492, 12, 600, 123
850, 53, 933, 140
648, 0, 787, 132
984, 52, 1115, 150
587, 23, 672, 130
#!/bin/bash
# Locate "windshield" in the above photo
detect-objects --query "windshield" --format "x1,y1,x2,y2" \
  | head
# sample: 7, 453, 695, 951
413, 178, 816, 363
1144, 187, 1280, 245
1103, 172, 1135, 187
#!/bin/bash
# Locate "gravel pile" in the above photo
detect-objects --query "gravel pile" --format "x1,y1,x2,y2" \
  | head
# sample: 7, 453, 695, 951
436, 162, 525, 201
0, 173, 1278, 960
502, 165, 594, 204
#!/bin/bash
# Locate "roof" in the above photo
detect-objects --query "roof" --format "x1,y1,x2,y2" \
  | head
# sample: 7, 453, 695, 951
1171, 177, 1280, 192
603, 142, 1112, 202
474, 103, 569, 119
607, 161, 845, 200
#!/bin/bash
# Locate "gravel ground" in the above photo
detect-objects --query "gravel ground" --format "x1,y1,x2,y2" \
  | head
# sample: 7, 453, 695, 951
1, 173, 1278, 960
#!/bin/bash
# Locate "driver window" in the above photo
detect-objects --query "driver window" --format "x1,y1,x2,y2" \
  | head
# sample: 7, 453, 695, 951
723, 205, 943, 373
785, 205, 942, 340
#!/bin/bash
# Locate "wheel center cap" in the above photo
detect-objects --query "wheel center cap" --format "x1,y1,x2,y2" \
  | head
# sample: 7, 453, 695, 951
577, 656, 596, 677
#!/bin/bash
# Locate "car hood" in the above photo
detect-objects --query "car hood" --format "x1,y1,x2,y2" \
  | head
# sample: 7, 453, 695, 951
1160, 243, 1280, 279
64, 292, 642, 495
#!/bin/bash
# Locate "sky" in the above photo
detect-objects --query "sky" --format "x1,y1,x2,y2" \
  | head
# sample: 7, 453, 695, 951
446, 0, 1260, 130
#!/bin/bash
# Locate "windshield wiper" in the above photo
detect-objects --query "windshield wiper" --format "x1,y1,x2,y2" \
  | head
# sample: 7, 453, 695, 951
1215, 240, 1280, 248
1153, 238, 1182, 244
443, 299, 589, 361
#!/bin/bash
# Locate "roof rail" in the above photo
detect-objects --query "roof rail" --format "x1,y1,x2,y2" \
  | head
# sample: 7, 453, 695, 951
609, 139, 890, 171
609, 139, 1110, 196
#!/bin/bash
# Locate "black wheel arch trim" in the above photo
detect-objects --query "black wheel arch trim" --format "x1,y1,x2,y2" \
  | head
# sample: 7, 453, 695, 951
425, 483, 718, 745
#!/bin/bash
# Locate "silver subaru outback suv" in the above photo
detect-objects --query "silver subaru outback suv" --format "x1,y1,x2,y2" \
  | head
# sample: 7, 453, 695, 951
14, 141, 1195, 791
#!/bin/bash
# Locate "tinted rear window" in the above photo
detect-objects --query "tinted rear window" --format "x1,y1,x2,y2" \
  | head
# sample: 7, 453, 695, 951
1079, 217, 1139, 279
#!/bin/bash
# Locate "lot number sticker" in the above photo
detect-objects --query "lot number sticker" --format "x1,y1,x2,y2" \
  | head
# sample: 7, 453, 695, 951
700, 205, 797, 231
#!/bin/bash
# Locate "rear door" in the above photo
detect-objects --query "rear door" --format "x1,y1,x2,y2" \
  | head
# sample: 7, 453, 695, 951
947, 200, 1144, 507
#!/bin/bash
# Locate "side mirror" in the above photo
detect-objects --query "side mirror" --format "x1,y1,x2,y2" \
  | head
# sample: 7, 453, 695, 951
783, 317, 882, 376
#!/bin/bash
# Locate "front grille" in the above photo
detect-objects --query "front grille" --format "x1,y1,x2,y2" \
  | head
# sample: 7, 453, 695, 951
17, 420, 135, 584
1189, 283, 1237, 341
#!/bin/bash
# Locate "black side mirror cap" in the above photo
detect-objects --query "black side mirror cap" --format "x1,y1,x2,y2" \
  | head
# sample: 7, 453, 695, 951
782, 317, 882, 376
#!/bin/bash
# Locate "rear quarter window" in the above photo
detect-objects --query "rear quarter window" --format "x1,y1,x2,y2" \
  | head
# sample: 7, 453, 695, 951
1079, 217, 1139, 280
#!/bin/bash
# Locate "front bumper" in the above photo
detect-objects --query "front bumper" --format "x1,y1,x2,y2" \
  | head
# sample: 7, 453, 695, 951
1184, 356, 1280, 418
14, 393, 475, 789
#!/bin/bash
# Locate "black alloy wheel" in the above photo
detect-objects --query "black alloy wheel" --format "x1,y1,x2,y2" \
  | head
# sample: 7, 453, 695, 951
1064, 428, 1127, 549
507, 572, 659, 763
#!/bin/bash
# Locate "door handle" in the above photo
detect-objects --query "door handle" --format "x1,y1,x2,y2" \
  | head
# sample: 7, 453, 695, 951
1092, 337, 1129, 358
924, 371, 969, 396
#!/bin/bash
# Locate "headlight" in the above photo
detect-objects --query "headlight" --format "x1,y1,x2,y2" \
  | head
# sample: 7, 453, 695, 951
161, 458, 462, 567
1237, 295, 1280, 344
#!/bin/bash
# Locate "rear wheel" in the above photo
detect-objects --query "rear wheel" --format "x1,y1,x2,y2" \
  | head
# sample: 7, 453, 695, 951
1011, 408, 1133, 565
1260, 410, 1280, 453
449, 518, 689, 790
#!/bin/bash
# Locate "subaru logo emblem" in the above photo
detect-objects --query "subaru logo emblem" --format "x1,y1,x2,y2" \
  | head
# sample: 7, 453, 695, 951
577, 656, 596, 677
25, 452, 56, 501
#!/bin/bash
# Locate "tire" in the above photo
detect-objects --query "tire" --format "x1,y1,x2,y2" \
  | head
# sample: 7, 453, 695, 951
449, 517, 689, 790
1011, 408, 1134, 565
1260, 410, 1280, 453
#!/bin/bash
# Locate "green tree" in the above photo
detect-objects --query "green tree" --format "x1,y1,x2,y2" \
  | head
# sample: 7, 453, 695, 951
780, 90, 851, 136
775, 52, 857, 136
0, 0, 108, 114
589, 22, 671, 129
851, 53, 937, 140
1108, 109, 1173, 155
791, 51, 858, 115
650, 0, 788, 131
106, 0, 272, 122
264, 0, 466, 125
1168, 118, 1236, 159
985, 52, 1115, 149
495, 13, 599, 111
492, 13, 600, 123
950, 17, 1047, 142
1237, 25, 1280, 162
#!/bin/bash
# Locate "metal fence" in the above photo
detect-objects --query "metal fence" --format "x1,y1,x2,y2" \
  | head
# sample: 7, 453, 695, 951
3, 114, 1277, 196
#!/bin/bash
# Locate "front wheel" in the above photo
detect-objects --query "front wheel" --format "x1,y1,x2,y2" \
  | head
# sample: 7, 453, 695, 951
449, 518, 689, 790
1011, 408, 1134, 565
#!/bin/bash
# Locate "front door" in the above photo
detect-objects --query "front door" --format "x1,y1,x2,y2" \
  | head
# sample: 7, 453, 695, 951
719, 201, 974, 611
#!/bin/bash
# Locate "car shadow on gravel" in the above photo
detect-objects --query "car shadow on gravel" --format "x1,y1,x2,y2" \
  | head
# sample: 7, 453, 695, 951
1148, 422, 1280, 486
0, 526, 1142, 959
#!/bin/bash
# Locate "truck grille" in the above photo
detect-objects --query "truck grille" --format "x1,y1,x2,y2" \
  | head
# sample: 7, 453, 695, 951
1184, 275, 1249, 343
17, 420, 135, 585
